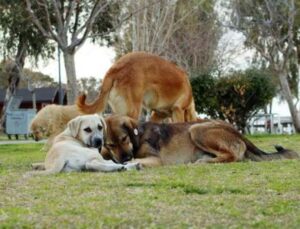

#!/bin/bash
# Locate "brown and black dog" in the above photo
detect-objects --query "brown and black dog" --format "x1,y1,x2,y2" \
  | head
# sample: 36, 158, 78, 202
77, 52, 197, 122
101, 115, 299, 168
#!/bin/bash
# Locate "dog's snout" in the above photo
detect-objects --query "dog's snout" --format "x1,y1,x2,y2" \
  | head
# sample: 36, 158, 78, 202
122, 153, 133, 163
93, 138, 103, 148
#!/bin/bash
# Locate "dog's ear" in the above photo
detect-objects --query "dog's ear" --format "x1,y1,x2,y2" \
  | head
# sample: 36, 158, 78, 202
97, 114, 107, 133
123, 117, 138, 136
68, 116, 82, 138
97, 114, 107, 143
122, 117, 140, 152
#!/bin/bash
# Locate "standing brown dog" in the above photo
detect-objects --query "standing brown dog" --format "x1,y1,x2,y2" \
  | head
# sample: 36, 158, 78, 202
101, 115, 299, 168
77, 52, 197, 122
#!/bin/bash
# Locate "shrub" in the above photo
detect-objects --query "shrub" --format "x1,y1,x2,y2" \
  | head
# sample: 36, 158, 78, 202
190, 69, 277, 132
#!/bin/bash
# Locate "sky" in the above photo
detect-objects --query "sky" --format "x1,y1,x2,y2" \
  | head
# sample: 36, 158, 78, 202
26, 42, 116, 83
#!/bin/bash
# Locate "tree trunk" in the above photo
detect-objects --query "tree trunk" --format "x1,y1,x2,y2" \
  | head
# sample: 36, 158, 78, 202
63, 50, 78, 104
0, 40, 27, 132
278, 71, 300, 133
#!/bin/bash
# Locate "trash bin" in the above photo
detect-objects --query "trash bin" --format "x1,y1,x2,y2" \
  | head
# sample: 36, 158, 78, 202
5, 109, 36, 139
4, 96, 36, 140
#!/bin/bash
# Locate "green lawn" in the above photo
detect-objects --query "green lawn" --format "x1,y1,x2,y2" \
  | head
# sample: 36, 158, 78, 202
0, 135, 300, 228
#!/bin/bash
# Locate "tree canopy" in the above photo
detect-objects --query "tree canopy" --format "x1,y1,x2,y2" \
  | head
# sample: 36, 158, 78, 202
0, 0, 54, 63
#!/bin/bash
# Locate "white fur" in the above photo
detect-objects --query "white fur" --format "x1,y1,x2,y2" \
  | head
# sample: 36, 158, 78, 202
28, 114, 139, 175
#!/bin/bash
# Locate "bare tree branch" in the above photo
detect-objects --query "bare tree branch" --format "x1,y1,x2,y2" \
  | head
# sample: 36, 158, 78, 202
25, 0, 51, 39
51, 0, 64, 32
69, 0, 112, 50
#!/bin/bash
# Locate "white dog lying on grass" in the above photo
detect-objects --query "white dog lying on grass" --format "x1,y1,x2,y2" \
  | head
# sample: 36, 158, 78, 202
29, 114, 140, 175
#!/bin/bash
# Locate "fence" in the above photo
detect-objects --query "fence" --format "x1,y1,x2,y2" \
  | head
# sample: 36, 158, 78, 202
249, 114, 294, 134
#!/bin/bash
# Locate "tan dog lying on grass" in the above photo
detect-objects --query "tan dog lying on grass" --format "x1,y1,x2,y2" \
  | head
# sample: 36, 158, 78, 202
101, 115, 299, 168
77, 52, 197, 122
30, 104, 81, 147
29, 114, 140, 175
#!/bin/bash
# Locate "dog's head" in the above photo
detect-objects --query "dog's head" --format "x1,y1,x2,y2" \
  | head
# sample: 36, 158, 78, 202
67, 114, 106, 150
102, 115, 139, 163
30, 120, 49, 141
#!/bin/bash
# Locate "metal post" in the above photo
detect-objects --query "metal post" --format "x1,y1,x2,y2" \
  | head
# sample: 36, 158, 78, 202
58, 45, 63, 105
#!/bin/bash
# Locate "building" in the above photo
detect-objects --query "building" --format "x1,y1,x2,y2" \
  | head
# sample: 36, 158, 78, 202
0, 87, 67, 112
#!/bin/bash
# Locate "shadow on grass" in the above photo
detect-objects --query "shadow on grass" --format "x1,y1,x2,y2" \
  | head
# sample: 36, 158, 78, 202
125, 182, 248, 195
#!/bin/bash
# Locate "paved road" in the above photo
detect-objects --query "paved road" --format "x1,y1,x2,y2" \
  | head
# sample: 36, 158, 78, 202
0, 139, 46, 145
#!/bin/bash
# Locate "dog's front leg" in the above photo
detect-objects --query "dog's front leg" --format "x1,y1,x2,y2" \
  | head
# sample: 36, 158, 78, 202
130, 156, 162, 168
124, 161, 142, 170
85, 159, 126, 172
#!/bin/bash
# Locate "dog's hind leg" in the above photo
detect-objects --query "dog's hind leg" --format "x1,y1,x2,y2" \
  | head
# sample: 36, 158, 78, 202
31, 162, 46, 170
171, 106, 185, 122
189, 124, 246, 163
24, 160, 68, 177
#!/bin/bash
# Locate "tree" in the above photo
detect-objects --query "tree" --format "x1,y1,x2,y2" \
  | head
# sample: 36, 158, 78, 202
114, 0, 221, 75
0, 0, 54, 131
21, 69, 58, 88
0, 60, 22, 131
168, 0, 221, 74
0, 0, 54, 65
77, 76, 102, 102
114, 0, 178, 56
25, 0, 118, 104
0, 62, 57, 89
230, 0, 300, 132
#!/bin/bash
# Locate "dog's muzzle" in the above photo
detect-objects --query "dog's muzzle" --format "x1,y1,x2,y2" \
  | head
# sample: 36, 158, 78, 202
90, 136, 103, 151
93, 137, 102, 148
121, 151, 133, 163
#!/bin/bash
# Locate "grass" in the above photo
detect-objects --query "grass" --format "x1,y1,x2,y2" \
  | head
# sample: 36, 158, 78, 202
0, 133, 33, 141
0, 135, 300, 228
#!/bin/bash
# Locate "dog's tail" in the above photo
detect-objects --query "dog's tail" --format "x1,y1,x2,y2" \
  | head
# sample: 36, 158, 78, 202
77, 77, 114, 114
244, 138, 299, 161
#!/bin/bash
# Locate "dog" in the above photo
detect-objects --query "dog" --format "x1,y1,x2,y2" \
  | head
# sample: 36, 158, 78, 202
30, 114, 140, 175
30, 104, 81, 147
77, 52, 197, 122
101, 115, 299, 168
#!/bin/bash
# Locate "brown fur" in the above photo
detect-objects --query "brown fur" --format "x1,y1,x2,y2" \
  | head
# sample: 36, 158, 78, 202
30, 104, 81, 147
77, 52, 197, 122
102, 115, 299, 168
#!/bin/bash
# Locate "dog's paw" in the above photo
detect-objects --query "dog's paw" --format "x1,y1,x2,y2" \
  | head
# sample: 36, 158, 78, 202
117, 166, 126, 172
124, 162, 142, 171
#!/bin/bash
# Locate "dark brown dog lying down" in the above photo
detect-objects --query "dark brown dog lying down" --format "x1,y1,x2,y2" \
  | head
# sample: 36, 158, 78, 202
101, 115, 299, 168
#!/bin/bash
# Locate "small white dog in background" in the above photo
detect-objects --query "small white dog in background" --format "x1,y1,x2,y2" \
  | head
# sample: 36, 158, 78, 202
29, 114, 140, 175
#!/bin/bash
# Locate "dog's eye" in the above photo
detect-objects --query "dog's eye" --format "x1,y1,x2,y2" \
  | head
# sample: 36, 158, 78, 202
121, 136, 127, 143
84, 127, 92, 133
107, 143, 116, 148
98, 125, 102, 131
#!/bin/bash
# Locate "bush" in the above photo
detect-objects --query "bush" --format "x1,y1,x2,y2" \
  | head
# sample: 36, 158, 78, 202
191, 68, 277, 132
190, 73, 218, 116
